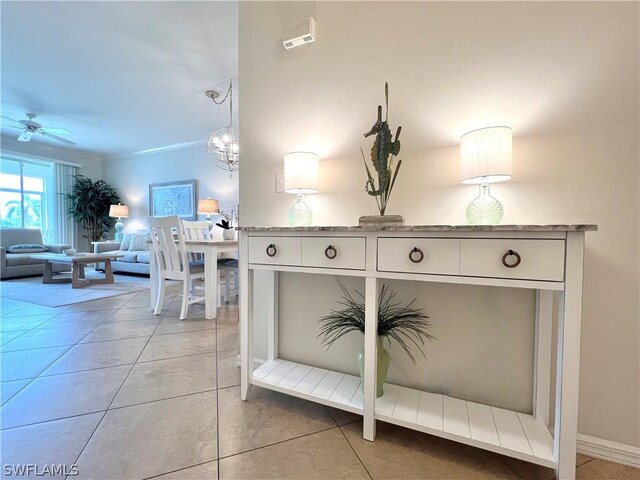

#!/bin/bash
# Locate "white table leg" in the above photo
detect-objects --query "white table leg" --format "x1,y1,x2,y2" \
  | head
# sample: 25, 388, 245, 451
240, 232, 253, 401
554, 232, 585, 480
363, 276, 378, 441
204, 245, 218, 320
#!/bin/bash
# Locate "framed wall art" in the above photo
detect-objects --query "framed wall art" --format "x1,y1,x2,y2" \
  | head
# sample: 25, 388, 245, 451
149, 179, 197, 220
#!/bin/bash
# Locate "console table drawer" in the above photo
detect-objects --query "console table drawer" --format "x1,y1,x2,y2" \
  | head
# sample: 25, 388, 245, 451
249, 236, 301, 265
377, 238, 460, 275
301, 237, 366, 270
460, 239, 565, 281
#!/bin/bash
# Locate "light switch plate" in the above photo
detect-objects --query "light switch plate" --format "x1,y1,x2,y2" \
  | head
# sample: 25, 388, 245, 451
276, 172, 285, 193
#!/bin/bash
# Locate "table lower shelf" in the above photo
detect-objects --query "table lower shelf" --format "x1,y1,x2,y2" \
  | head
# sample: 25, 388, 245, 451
251, 359, 556, 469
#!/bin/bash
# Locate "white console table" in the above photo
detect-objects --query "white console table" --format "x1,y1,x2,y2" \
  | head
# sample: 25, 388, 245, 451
238, 224, 596, 479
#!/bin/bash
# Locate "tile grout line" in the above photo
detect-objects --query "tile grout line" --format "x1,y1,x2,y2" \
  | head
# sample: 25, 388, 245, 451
140, 296, 237, 479
216, 424, 341, 462
1, 319, 104, 400
66, 297, 168, 478
0, 409, 109, 432
24, 340, 221, 380
1, 325, 113, 353
2, 291, 235, 477
75, 295, 222, 479
495, 458, 529, 480
109, 388, 219, 412
336, 423, 374, 480
1, 387, 221, 432
142, 460, 218, 480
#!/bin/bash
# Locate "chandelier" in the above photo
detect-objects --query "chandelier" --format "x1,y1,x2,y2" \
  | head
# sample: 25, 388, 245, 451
206, 80, 239, 177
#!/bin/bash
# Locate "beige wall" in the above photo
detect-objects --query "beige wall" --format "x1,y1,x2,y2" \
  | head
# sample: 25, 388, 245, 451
239, 2, 639, 447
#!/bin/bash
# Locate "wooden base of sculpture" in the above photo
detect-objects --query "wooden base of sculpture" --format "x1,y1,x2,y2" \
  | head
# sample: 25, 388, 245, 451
358, 215, 405, 227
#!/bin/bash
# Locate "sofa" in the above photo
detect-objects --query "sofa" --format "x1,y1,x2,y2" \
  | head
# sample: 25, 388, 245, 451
1, 228, 71, 279
93, 232, 151, 275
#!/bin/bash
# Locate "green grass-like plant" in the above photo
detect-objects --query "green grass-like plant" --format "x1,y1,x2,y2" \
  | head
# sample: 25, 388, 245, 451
318, 280, 435, 363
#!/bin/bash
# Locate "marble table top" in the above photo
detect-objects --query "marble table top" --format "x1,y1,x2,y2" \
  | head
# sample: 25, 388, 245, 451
237, 224, 598, 232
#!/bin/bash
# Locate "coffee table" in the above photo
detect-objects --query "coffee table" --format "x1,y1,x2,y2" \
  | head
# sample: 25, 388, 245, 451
31, 253, 124, 288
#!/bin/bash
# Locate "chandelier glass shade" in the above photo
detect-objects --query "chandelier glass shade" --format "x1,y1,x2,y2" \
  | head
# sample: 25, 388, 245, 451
207, 125, 239, 176
206, 80, 239, 177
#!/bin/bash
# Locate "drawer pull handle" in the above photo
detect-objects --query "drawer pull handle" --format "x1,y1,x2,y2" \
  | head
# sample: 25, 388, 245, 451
409, 247, 424, 264
324, 245, 338, 260
502, 249, 521, 268
266, 244, 277, 257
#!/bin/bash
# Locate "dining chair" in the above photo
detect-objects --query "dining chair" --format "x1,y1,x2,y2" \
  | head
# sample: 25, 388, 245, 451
147, 216, 207, 320
180, 220, 211, 261
181, 219, 235, 307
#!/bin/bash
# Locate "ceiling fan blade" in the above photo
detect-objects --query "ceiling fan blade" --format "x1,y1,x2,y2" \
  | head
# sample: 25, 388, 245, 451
40, 130, 75, 145
41, 127, 71, 135
17, 131, 34, 142
1, 115, 22, 126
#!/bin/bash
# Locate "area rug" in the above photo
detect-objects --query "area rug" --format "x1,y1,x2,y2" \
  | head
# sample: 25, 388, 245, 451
0, 273, 151, 307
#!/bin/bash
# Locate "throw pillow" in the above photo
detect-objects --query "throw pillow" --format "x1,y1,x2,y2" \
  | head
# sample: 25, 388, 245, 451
7, 244, 47, 254
119, 233, 133, 251
128, 233, 150, 252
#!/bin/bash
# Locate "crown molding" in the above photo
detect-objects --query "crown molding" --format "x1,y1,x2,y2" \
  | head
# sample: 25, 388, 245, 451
106, 140, 207, 161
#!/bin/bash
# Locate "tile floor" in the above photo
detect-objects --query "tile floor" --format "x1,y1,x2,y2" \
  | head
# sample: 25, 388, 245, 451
1, 285, 638, 479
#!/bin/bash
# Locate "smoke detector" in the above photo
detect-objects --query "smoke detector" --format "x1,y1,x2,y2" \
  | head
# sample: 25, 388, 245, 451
283, 18, 316, 50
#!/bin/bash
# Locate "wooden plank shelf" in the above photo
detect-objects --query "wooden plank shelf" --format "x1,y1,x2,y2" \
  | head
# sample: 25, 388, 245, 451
252, 359, 364, 415
252, 359, 556, 469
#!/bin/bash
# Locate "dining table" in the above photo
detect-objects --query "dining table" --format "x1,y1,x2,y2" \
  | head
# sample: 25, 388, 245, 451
148, 239, 239, 319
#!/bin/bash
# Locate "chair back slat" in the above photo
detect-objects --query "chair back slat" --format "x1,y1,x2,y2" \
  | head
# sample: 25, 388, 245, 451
182, 220, 211, 261
182, 220, 211, 240
147, 216, 188, 274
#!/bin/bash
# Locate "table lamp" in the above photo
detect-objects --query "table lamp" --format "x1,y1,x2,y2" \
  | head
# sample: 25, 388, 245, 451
197, 197, 220, 231
109, 204, 129, 241
460, 126, 512, 225
284, 152, 319, 226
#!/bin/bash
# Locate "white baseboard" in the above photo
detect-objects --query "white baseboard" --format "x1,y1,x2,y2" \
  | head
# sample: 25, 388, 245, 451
577, 434, 640, 468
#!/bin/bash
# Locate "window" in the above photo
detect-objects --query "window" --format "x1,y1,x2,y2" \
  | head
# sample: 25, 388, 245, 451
0, 158, 56, 242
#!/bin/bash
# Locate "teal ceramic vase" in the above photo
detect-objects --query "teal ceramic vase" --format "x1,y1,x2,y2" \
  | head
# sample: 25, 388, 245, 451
357, 337, 390, 398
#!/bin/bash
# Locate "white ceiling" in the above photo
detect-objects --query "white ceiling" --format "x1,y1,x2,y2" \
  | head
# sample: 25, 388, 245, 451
1, 1, 238, 157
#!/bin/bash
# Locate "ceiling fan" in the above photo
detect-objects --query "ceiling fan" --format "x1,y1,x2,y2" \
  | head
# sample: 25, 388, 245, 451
1, 113, 75, 145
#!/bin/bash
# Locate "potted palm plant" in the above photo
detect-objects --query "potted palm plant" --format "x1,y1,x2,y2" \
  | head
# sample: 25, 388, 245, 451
318, 281, 435, 397
64, 175, 121, 250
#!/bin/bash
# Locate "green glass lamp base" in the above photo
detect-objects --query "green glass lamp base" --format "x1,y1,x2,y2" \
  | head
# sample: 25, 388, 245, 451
466, 184, 504, 225
288, 194, 313, 226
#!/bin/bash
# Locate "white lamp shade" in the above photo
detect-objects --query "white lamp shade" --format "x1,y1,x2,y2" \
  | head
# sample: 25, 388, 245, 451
284, 152, 319, 194
460, 126, 512, 184
109, 204, 129, 218
197, 198, 220, 215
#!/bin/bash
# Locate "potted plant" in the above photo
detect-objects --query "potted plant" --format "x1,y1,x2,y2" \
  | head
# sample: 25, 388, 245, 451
318, 281, 435, 397
216, 207, 236, 240
64, 175, 121, 250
